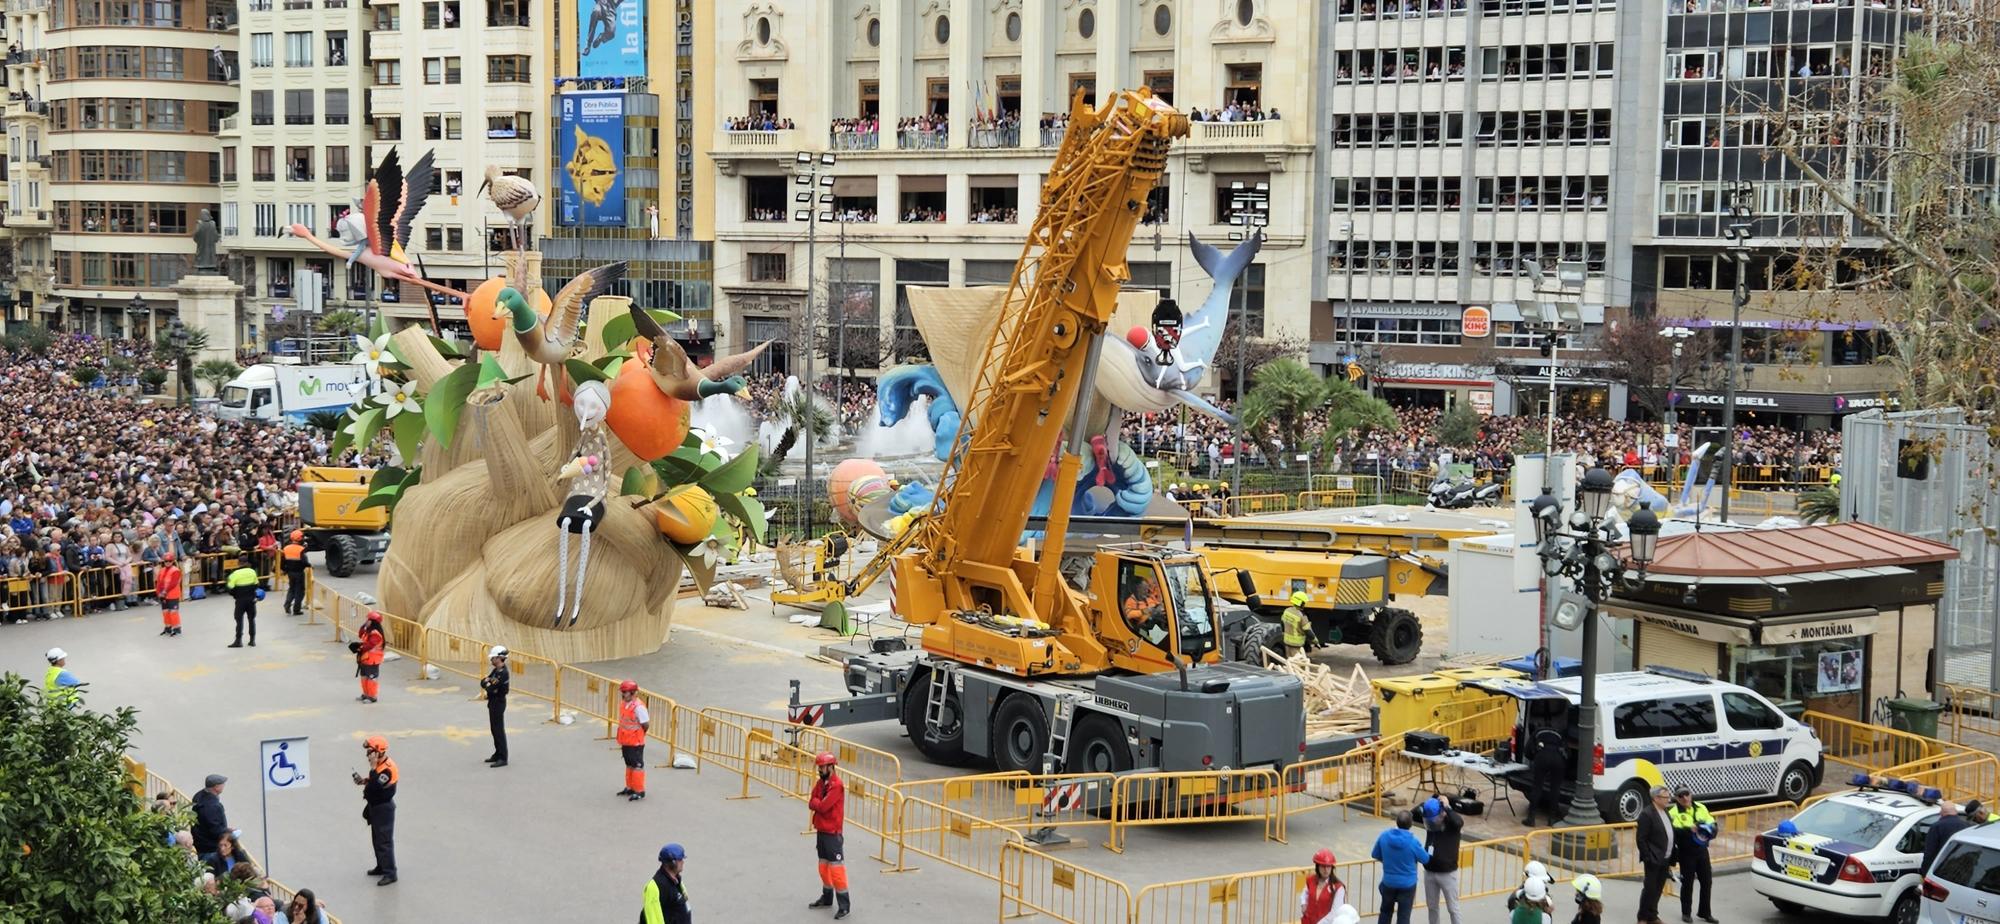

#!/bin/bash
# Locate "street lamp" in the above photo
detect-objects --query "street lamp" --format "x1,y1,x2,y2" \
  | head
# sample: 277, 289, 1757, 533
794, 149, 837, 538
1659, 325, 1695, 465
127, 294, 149, 341
1518, 262, 1585, 453
1531, 467, 1660, 830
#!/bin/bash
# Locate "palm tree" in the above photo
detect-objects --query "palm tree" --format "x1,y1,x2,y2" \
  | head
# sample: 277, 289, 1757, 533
318, 309, 366, 338
303, 410, 346, 433
194, 359, 242, 397
1239, 358, 1398, 462
1798, 485, 1841, 523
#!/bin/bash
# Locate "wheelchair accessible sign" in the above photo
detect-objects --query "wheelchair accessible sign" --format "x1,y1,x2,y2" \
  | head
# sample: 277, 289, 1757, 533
261, 737, 310, 791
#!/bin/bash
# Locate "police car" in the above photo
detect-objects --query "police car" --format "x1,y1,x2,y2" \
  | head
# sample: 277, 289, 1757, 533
1468, 667, 1823, 822
1752, 775, 1942, 924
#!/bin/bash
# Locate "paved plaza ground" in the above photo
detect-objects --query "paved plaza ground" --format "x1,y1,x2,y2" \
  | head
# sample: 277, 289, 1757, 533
4, 569, 1823, 923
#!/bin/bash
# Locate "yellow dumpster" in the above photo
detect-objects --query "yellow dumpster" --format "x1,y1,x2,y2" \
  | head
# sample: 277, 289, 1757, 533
1373, 667, 1524, 746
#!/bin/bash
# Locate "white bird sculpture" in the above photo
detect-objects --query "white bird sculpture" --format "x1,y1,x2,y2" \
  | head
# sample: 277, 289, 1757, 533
480, 164, 541, 257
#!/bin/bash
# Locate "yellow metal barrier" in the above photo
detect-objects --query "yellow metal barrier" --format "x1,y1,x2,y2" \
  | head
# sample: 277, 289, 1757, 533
1106, 768, 1288, 853
1942, 682, 2000, 748
1000, 842, 1135, 924
892, 793, 1025, 878
699, 705, 906, 785
1234, 493, 1292, 515
1806, 709, 1939, 776
1296, 489, 1360, 511
1283, 742, 1381, 820
896, 771, 1117, 844
1881, 750, 2000, 805
2, 573, 79, 621
554, 664, 622, 736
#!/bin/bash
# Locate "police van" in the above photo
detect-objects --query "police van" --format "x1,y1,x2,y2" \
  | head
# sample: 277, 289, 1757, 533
1752, 776, 1942, 924
1467, 667, 1823, 822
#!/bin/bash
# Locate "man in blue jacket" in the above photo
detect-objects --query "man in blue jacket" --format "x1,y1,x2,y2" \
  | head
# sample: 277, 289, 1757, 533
1371, 809, 1432, 924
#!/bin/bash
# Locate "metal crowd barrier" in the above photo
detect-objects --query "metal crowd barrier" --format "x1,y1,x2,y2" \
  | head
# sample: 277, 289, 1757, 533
1941, 682, 2000, 749
1805, 708, 1939, 776
1106, 768, 1288, 853
999, 842, 1135, 924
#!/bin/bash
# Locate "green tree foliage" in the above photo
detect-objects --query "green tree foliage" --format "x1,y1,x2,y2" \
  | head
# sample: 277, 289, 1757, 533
69, 365, 102, 388
303, 410, 346, 433
193, 360, 242, 397
1798, 485, 1842, 524
153, 327, 209, 364
1238, 359, 1397, 458
1436, 404, 1482, 450
317, 309, 366, 338
0, 675, 232, 923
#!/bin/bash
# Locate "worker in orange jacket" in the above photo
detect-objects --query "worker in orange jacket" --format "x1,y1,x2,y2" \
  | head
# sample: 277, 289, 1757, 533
280, 530, 309, 616
615, 680, 650, 802
156, 553, 184, 638
351, 610, 386, 703
807, 751, 851, 919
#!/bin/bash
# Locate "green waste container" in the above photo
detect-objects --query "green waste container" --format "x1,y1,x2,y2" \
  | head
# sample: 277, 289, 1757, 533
1885, 698, 1945, 739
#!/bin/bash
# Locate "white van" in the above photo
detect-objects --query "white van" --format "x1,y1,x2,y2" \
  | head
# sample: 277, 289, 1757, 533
1469, 667, 1824, 822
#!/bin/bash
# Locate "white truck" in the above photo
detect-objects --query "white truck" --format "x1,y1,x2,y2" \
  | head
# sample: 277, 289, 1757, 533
216, 363, 371, 423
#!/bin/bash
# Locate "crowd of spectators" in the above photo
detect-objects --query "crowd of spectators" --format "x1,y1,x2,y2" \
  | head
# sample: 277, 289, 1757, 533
722, 112, 794, 132
0, 333, 331, 624
1188, 104, 1282, 122
156, 784, 333, 922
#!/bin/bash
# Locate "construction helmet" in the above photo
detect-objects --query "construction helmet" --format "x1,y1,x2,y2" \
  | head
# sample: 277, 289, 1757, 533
815, 752, 838, 768
364, 736, 388, 753
1312, 848, 1337, 866
1289, 591, 1309, 607
289, 529, 304, 541
364, 609, 383, 624
1524, 861, 1551, 883
488, 646, 508, 660
46, 647, 67, 664
1523, 878, 1548, 902
1571, 874, 1603, 901
619, 680, 639, 693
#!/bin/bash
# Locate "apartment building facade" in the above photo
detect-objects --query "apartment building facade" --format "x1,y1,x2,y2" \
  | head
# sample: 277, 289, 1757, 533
1313, 0, 1649, 418
1627, 0, 1931, 430
705, 0, 1319, 385
215, 0, 364, 349
5, 0, 236, 337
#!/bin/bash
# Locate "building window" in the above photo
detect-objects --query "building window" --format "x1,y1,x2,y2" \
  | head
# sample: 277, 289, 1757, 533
748, 253, 787, 282
1225, 63, 1261, 108
325, 89, 349, 125
1068, 73, 1096, 107
487, 54, 531, 83
1004, 11, 1021, 41
899, 176, 946, 222
925, 77, 950, 116
253, 146, 274, 182
250, 33, 272, 68
485, 113, 531, 139
934, 14, 949, 44
970, 177, 1018, 223
284, 89, 313, 125
1154, 3, 1172, 35
744, 176, 787, 222
422, 0, 459, 28
144, 46, 182, 79
373, 61, 401, 85
1144, 70, 1174, 105
487, 0, 527, 26
254, 203, 279, 236
749, 78, 781, 117
373, 116, 402, 141
1078, 7, 1095, 38
284, 31, 312, 67
327, 146, 350, 182
327, 30, 348, 65
866, 17, 879, 46
423, 57, 461, 85
287, 146, 313, 181
222, 147, 237, 182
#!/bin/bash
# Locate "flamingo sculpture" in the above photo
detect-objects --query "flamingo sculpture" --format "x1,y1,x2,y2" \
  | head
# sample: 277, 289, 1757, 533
289, 149, 469, 331
493, 261, 627, 397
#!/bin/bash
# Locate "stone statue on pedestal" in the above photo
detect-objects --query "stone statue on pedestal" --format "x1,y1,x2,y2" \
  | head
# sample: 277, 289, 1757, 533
192, 209, 220, 274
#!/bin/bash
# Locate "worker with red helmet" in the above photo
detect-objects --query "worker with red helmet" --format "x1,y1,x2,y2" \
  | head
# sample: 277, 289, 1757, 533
615, 680, 650, 802
808, 751, 851, 918
1299, 848, 1347, 924
351, 735, 399, 886
155, 552, 183, 637
350, 611, 386, 703
280, 529, 309, 616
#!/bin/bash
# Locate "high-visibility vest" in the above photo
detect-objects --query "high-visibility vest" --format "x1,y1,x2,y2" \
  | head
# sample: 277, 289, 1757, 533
617, 699, 647, 746
282, 543, 306, 562
1668, 802, 1714, 829
1282, 607, 1309, 647
44, 665, 76, 703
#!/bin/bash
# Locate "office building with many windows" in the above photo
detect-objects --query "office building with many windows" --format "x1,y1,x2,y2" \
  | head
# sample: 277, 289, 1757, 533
5, 0, 237, 337
705, 0, 1318, 385
1313, 0, 1647, 416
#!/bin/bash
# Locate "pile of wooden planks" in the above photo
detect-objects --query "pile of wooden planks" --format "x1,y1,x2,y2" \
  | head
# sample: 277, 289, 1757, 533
1261, 650, 1374, 736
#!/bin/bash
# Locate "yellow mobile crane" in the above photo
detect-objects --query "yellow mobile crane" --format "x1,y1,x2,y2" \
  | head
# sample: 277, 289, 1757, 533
788, 89, 1356, 774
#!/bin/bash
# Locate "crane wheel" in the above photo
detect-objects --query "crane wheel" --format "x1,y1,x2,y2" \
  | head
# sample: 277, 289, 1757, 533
900, 669, 970, 766
1065, 713, 1134, 775
1238, 620, 1284, 664
989, 694, 1049, 773
324, 534, 361, 578
1369, 607, 1423, 665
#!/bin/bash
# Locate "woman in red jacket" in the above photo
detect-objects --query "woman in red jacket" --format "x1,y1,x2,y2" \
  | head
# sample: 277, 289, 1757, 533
352, 611, 386, 703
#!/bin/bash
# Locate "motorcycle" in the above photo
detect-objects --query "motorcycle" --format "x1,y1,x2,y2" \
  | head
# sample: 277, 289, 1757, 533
1428, 477, 1502, 509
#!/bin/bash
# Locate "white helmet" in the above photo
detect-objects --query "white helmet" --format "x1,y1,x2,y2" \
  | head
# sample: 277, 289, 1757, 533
1524, 861, 1551, 883
46, 647, 67, 664
489, 646, 508, 660
1524, 878, 1548, 902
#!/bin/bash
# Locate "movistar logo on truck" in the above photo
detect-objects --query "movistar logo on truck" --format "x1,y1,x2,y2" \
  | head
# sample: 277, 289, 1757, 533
298, 376, 359, 396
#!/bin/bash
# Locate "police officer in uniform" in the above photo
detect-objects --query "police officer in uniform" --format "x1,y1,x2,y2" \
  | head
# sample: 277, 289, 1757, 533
224, 561, 262, 647
1668, 784, 1716, 923
481, 646, 509, 767
1525, 728, 1567, 827
353, 736, 399, 886
641, 843, 690, 924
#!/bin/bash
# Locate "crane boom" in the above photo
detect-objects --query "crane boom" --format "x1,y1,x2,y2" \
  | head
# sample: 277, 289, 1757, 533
918, 88, 1186, 579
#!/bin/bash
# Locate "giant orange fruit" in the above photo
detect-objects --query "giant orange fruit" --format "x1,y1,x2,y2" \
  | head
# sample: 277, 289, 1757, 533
606, 352, 689, 461
465, 276, 510, 350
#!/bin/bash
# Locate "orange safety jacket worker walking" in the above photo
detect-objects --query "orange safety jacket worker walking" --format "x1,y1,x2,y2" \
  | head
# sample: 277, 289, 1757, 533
280, 539, 308, 616
615, 682, 650, 801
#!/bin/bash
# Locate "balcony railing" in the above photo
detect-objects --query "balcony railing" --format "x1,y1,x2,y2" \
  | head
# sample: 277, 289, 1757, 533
829, 130, 879, 151
285, 114, 314, 125
968, 125, 1019, 149
722, 128, 793, 148
1038, 127, 1067, 147
253, 171, 275, 182
898, 128, 948, 150
1188, 120, 1273, 144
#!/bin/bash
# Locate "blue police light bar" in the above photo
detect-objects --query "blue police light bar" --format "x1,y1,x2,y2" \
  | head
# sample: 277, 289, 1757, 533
1850, 772, 1872, 787
1922, 787, 1944, 802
